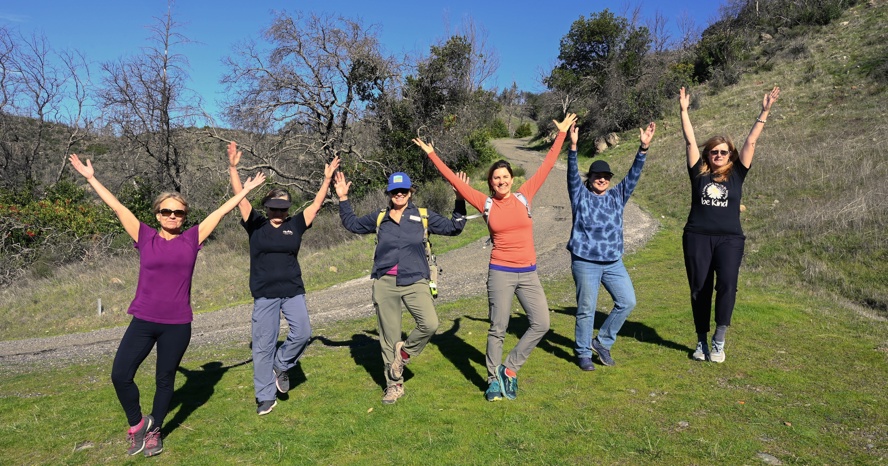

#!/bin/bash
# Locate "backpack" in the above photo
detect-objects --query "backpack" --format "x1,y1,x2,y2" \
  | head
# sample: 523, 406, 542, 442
376, 207, 440, 298
472, 193, 531, 247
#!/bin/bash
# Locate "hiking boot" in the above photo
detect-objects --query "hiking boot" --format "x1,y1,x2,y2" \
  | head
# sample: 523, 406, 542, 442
382, 384, 404, 404
496, 365, 518, 400
274, 367, 290, 393
257, 399, 277, 415
389, 341, 410, 380
710, 340, 726, 363
126, 415, 154, 456
692, 341, 709, 361
143, 428, 163, 457
591, 338, 615, 366
578, 357, 596, 371
485, 380, 503, 402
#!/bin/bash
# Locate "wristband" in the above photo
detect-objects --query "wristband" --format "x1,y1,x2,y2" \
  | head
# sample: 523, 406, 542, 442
639, 144, 650, 152
756, 117, 766, 124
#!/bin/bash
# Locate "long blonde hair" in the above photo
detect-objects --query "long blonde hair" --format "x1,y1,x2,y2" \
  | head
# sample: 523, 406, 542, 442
699, 136, 738, 182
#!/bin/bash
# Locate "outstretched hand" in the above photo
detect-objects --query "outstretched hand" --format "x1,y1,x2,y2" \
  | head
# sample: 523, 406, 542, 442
334, 171, 351, 199
762, 86, 780, 112
227, 141, 242, 167
452, 171, 469, 201
639, 122, 656, 147
412, 138, 434, 155
679, 87, 691, 112
569, 123, 579, 146
553, 113, 578, 132
68, 154, 94, 180
325, 156, 341, 179
242, 172, 266, 191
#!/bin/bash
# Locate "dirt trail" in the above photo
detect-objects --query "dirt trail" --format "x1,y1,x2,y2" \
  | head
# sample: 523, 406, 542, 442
0, 138, 658, 372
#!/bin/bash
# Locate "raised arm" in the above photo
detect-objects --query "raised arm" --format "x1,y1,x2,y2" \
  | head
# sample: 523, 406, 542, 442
413, 138, 487, 210
69, 154, 140, 241
303, 156, 340, 226
567, 123, 583, 202
227, 141, 252, 221
519, 112, 577, 199
198, 172, 266, 244
739, 86, 780, 168
618, 122, 657, 202
679, 87, 700, 168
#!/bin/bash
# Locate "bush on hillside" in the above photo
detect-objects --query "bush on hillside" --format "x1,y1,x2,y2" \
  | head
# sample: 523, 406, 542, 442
514, 122, 533, 138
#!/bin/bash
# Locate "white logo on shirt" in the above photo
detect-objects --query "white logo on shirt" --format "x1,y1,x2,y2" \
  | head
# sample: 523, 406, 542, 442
701, 182, 728, 207
283, 230, 294, 235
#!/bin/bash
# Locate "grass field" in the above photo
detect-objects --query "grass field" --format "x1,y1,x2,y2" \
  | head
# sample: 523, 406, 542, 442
1, 2, 887, 464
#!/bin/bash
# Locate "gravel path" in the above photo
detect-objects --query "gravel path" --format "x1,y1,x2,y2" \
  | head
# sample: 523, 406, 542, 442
0, 138, 658, 372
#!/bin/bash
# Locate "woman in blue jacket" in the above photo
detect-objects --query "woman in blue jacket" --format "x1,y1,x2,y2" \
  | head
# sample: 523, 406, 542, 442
567, 122, 656, 371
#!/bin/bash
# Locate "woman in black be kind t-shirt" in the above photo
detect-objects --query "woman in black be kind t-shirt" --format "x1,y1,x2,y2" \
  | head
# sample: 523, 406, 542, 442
678, 86, 781, 364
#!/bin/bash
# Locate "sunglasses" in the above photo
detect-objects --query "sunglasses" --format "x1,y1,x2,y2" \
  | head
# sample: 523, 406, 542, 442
390, 189, 410, 197
709, 149, 731, 156
593, 173, 613, 180
267, 207, 288, 213
158, 209, 187, 218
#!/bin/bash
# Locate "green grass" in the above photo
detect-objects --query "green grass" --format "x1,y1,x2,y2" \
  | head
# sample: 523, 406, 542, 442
2, 3, 888, 464
1, 227, 886, 465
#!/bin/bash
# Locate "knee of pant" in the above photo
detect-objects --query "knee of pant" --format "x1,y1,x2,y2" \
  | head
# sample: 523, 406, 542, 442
616, 296, 637, 311
422, 316, 440, 334
110, 370, 131, 387
290, 325, 312, 343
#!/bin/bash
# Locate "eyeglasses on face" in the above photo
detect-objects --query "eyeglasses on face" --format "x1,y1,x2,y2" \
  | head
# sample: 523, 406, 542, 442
709, 149, 730, 156
390, 189, 410, 197
158, 209, 187, 218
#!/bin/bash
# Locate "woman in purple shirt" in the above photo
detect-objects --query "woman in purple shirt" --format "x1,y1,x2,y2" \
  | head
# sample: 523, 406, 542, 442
69, 153, 265, 458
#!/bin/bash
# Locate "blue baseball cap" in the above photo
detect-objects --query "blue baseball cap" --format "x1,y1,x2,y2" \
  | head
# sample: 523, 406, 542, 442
387, 172, 412, 191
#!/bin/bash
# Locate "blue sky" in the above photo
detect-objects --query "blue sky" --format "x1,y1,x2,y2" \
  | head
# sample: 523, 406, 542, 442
1, 0, 724, 122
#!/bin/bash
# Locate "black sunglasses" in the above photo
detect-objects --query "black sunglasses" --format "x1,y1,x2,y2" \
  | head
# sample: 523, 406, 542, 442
389, 188, 410, 196
709, 149, 730, 156
158, 209, 187, 218
267, 207, 288, 213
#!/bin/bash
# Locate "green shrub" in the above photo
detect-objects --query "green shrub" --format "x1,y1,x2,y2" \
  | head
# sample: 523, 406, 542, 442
487, 118, 510, 138
514, 122, 533, 138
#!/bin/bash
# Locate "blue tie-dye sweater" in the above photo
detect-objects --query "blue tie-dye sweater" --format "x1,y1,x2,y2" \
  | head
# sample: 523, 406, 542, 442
566, 149, 646, 262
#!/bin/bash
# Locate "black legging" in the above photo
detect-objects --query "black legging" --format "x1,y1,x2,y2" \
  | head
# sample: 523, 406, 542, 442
682, 231, 745, 335
111, 317, 191, 428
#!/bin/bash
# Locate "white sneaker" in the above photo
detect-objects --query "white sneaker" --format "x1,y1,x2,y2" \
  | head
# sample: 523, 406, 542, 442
710, 340, 726, 363
692, 341, 709, 361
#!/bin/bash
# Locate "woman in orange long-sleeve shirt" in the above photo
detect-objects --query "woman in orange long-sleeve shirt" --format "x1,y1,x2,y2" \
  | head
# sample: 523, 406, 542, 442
413, 113, 576, 401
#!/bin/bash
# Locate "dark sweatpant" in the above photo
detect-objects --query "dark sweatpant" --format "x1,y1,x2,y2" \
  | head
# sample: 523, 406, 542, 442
682, 231, 745, 335
111, 317, 191, 428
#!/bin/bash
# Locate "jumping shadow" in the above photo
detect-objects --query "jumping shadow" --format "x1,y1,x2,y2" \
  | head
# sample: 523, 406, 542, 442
464, 312, 575, 367
551, 306, 691, 356
165, 358, 251, 435
428, 317, 488, 390
314, 332, 385, 388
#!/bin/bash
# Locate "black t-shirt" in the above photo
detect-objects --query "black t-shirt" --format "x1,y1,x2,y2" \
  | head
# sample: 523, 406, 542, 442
684, 159, 748, 236
241, 209, 310, 298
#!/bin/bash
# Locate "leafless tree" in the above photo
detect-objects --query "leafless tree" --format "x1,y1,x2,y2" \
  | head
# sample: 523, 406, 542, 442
216, 11, 398, 197
0, 27, 92, 192
97, 2, 201, 193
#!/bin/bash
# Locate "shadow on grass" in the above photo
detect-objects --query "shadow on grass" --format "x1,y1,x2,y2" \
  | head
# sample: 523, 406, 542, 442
313, 332, 385, 388
165, 358, 251, 435
429, 317, 488, 390
551, 306, 691, 355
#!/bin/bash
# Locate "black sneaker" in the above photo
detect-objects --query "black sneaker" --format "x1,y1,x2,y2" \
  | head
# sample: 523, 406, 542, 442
578, 357, 596, 371
143, 427, 163, 457
495, 365, 518, 400
257, 399, 277, 415
273, 367, 290, 393
591, 338, 615, 366
126, 415, 154, 456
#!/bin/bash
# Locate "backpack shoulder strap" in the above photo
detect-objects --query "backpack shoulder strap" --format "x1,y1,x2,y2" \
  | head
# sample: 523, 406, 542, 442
418, 207, 429, 243
375, 208, 386, 243
482, 194, 531, 223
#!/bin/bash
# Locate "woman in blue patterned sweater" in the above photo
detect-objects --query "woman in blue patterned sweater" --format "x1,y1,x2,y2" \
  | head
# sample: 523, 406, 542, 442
567, 121, 656, 371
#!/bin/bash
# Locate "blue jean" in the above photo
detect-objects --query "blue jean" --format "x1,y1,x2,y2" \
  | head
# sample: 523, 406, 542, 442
571, 255, 637, 358
252, 295, 312, 402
